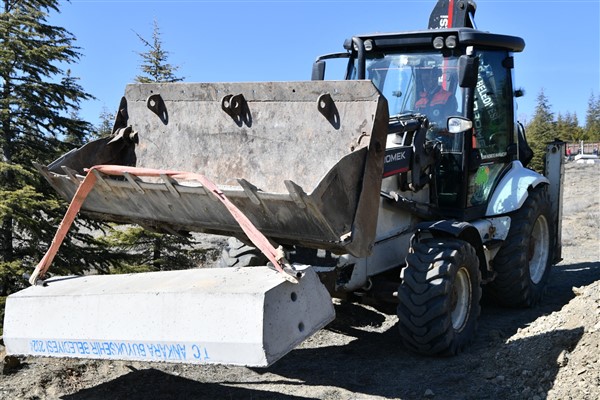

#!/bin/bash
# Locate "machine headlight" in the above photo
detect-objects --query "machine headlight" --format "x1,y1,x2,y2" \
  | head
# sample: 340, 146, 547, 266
445, 35, 457, 49
433, 36, 445, 49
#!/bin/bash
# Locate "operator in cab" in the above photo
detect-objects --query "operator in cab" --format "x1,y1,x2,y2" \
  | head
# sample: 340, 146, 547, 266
415, 58, 459, 151
415, 59, 458, 127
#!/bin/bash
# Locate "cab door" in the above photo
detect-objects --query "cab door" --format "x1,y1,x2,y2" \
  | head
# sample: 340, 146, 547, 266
465, 50, 516, 211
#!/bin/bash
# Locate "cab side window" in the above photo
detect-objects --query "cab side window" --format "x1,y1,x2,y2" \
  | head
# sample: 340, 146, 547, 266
473, 50, 512, 160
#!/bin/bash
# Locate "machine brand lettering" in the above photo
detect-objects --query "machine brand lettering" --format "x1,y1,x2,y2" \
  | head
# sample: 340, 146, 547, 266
439, 15, 449, 28
383, 146, 412, 177
385, 151, 407, 164
480, 151, 507, 160
475, 69, 499, 122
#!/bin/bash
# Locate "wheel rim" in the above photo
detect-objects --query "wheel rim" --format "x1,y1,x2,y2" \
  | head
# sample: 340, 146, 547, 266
529, 214, 550, 284
451, 267, 471, 331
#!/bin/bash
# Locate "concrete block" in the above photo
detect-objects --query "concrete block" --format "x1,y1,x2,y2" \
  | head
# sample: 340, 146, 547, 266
3, 266, 334, 367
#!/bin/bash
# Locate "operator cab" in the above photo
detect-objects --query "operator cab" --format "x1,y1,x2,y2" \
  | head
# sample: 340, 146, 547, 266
313, 26, 526, 220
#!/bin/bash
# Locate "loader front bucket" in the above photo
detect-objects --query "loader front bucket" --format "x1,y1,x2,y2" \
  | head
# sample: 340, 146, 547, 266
41, 81, 388, 257
3, 266, 334, 367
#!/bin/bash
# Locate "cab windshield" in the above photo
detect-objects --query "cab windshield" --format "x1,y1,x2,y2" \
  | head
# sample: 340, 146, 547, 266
350, 51, 468, 208
350, 52, 464, 131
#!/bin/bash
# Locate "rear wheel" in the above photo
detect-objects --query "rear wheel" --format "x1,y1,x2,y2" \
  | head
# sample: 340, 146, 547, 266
485, 185, 554, 307
218, 237, 339, 269
397, 238, 481, 356
217, 237, 267, 268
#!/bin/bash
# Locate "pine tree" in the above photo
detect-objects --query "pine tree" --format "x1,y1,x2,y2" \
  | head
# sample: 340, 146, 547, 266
100, 19, 200, 274
525, 89, 556, 173
134, 20, 183, 83
585, 93, 600, 141
0, 0, 112, 297
98, 226, 209, 273
556, 112, 585, 143
94, 106, 114, 138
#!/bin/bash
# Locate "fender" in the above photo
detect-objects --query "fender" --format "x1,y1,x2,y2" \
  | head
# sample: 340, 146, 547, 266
414, 220, 491, 281
486, 161, 549, 216
415, 220, 483, 250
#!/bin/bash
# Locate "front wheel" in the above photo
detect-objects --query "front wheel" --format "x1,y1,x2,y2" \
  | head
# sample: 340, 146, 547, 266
397, 238, 482, 356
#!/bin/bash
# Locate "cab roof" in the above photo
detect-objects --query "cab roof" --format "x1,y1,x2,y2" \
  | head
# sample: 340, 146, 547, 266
344, 28, 525, 53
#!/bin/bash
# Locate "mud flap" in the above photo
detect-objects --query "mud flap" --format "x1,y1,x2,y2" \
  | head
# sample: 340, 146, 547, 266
3, 266, 334, 367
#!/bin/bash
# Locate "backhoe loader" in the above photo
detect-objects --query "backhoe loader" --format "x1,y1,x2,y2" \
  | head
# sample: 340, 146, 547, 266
3, 0, 564, 366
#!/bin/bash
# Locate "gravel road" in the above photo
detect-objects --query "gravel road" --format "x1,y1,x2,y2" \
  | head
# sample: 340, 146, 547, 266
1, 162, 598, 400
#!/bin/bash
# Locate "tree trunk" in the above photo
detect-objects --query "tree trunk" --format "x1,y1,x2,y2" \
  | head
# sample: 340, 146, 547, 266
1, 74, 14, 263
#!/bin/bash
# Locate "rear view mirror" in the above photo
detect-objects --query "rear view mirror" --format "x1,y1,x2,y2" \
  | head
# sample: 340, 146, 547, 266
458, 55, 479, 88
447, 117, 473, 133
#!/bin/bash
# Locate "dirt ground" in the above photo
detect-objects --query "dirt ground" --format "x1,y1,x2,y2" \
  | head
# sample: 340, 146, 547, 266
1, 162, 598, 400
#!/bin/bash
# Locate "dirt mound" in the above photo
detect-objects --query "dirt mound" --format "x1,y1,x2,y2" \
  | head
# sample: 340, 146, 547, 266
1, 163, 598, 400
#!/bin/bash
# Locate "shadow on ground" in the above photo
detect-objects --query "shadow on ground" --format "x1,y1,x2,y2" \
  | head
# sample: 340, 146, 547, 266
61, 367, 312, 400
62, 261, 597, 400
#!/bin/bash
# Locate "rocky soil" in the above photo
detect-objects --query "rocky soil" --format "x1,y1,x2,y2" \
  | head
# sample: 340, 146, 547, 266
1, 162, 598, 400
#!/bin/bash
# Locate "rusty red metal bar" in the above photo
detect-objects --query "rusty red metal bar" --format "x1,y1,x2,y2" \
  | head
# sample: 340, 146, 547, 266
29, 165, 297, 285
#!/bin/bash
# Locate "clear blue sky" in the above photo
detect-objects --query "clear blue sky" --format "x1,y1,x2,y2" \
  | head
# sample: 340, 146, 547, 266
51, 0, 599, 127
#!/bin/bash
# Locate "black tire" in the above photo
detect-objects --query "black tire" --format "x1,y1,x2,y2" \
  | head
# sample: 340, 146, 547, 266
217, 237, 267, 268
217, 237, 339, 269
397, 238, 482, 356
485, 185, 554, 307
